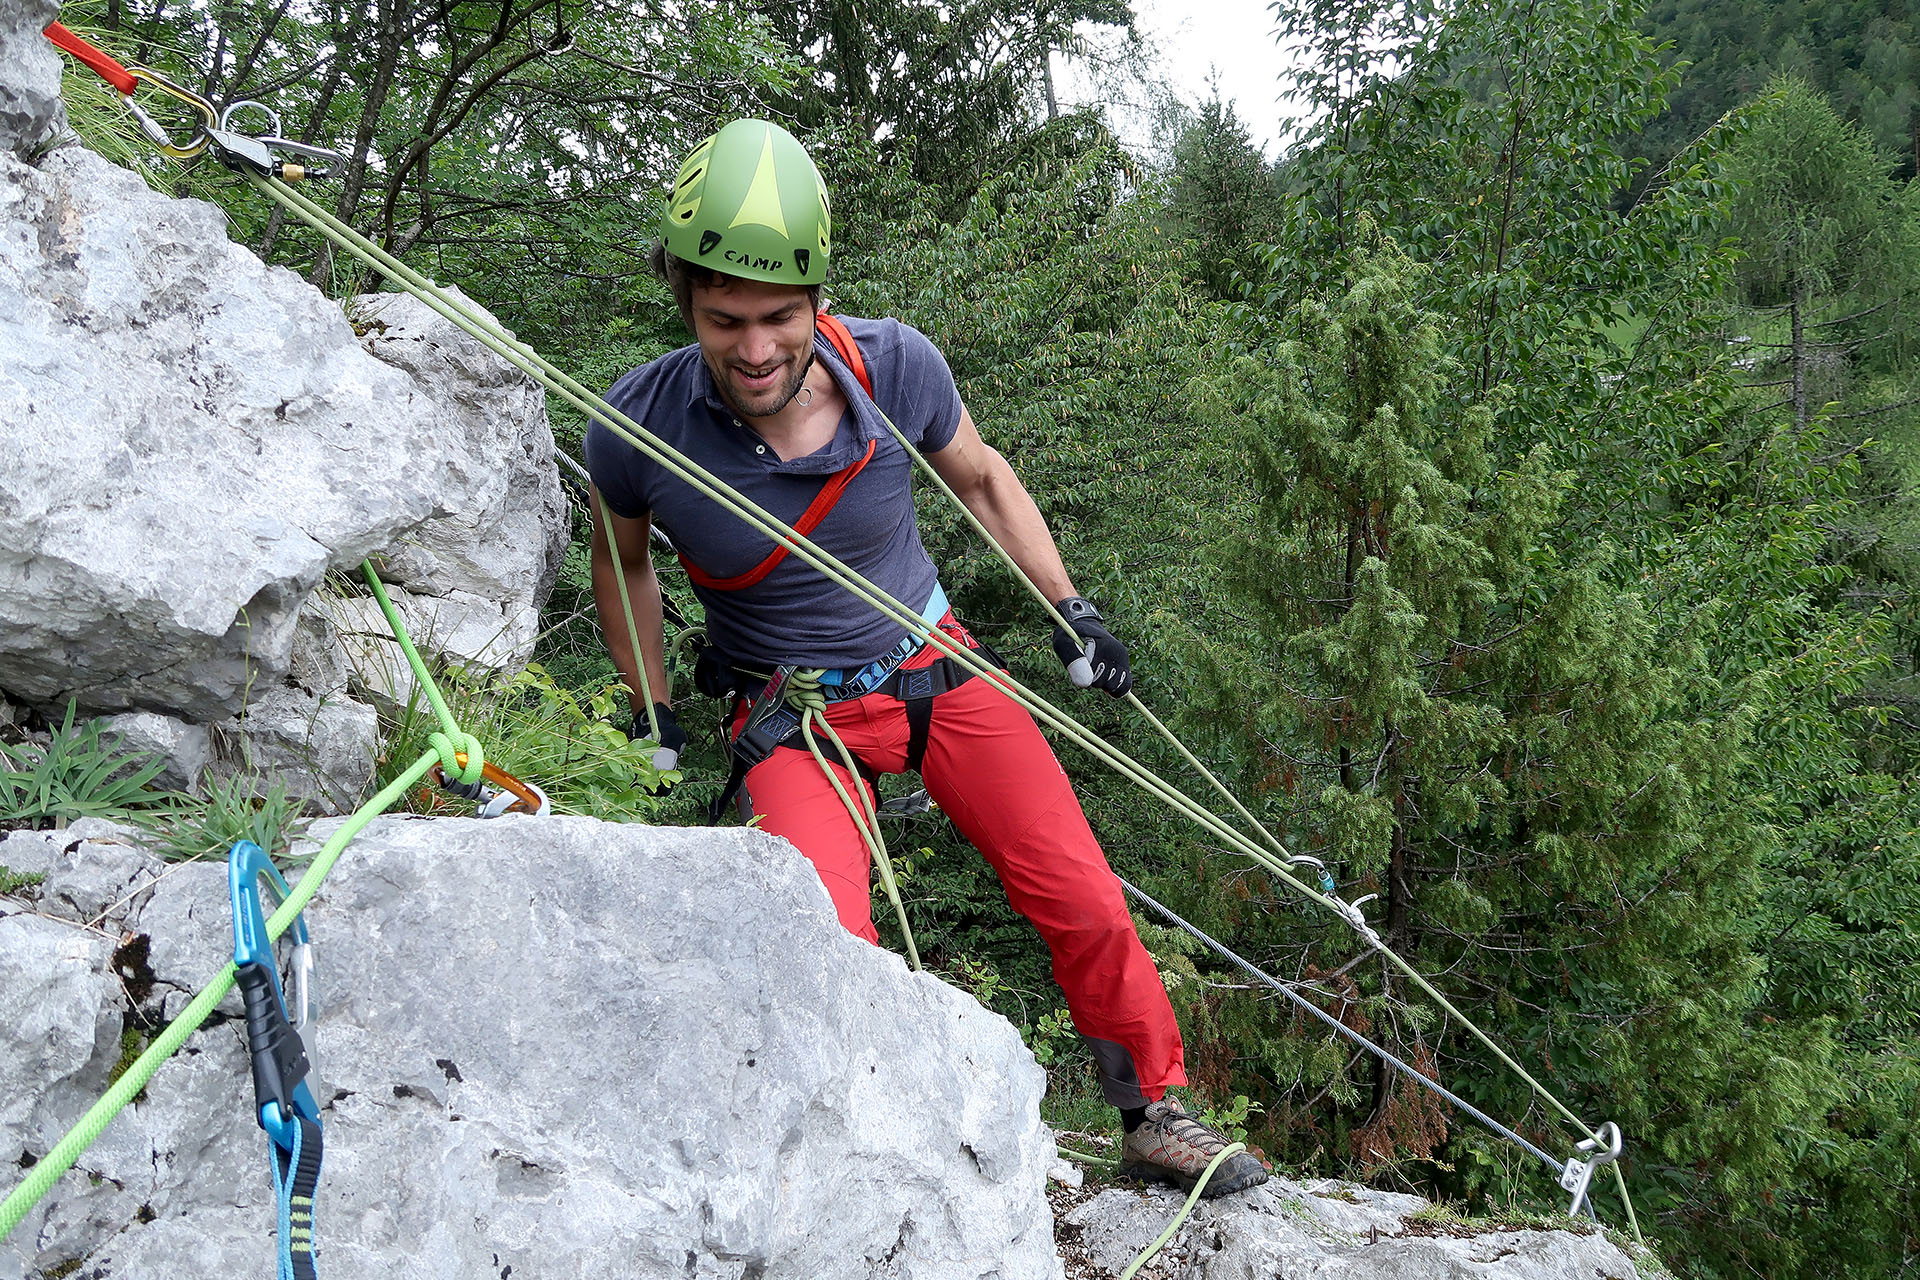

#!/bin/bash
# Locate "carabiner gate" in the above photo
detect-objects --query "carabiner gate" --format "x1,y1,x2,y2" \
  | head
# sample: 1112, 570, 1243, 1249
123, 66, 215, 159
428, 757, 552, 818
228, 840, 320, 1148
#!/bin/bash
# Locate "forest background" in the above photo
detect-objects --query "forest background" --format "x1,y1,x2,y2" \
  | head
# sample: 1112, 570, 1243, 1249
44, 0, 1920, 1275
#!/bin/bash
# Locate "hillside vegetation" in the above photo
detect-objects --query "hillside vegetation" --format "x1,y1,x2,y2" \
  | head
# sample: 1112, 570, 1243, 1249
44, 0, 1920, 1275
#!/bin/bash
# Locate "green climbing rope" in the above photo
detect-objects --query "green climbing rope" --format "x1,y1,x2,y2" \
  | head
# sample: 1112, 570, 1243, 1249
595, 489, 661, 743
1118, 1143, 1247, 1280
0, 563, 498, 1242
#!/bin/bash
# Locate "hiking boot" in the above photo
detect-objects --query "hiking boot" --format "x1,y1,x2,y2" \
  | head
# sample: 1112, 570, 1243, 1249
1120, 1099, 1270, 1198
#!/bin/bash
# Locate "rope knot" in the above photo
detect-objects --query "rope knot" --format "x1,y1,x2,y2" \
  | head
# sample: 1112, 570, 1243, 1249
428, 731, 485, 785
783, 668, 830, 714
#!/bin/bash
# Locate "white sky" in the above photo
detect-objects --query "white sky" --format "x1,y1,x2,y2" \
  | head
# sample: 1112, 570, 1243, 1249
1058, 0, 1310, 159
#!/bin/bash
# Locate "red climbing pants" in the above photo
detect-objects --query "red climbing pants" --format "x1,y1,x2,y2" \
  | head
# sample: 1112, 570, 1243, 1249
731, 617, 1187, 1109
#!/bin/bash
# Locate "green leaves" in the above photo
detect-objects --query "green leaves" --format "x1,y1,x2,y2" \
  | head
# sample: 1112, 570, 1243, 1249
0, 704, 172, 829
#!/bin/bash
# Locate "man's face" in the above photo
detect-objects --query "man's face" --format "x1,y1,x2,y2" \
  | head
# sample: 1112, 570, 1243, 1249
690, 276, 815, 419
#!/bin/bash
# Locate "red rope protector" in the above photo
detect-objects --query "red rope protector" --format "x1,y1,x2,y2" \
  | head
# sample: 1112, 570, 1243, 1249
43, 21, 137, 96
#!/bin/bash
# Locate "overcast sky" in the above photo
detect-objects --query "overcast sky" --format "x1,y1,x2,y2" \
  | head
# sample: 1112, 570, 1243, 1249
1055, 0, 1311, 159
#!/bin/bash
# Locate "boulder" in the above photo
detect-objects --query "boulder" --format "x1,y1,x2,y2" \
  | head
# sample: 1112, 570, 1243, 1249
1060, 1179, 1659, 1279
0, 118, 567, 811
0, 817, 1063, 1280
0, 0, 63, 156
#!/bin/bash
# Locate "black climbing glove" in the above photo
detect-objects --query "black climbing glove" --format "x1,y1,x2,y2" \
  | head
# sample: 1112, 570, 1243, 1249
1050, 597, 1132, 697
630, 702, 687, 773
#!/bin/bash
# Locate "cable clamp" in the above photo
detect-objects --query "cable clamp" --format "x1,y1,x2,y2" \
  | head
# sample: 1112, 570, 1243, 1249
1558, 1120, 1622, 1217
1339, 892, 1383, 947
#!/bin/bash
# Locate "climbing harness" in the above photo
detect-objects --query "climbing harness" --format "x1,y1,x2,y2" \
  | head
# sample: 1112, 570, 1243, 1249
229, 841, 323, 1280
3, 40, 1645, 1247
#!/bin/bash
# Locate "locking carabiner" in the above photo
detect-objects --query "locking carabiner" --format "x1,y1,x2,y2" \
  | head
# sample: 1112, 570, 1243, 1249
210, 100, 347, 181
427, 756, 552, 818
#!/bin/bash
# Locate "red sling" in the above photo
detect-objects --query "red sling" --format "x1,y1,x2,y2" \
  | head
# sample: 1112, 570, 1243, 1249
678, 314, 876, 592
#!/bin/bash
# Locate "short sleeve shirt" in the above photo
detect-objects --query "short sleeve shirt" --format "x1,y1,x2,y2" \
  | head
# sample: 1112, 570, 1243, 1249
584, 315, 964, 669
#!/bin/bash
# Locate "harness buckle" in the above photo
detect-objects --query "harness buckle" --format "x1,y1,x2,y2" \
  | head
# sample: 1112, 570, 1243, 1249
228, 841, 320, 1149
1557, 1121, 1623, 1217
732, 664, 802, 766
894, 666, 938, 702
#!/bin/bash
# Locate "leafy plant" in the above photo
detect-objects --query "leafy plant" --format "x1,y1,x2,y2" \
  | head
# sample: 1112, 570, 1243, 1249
379, 662, 675, 823
0, 703, 173, 828
147, 772, 308, 863
0, 865, 46, 896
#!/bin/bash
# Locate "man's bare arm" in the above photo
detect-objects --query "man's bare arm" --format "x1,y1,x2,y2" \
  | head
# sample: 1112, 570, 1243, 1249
589, 489, 672, 714
923, 407, 1078, 605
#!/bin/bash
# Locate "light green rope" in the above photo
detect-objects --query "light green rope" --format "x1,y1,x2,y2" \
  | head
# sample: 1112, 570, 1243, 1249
871, 412, 1300, 870
361, 563, 483, 785
1118, 1143, 1246, 1280
0, 747, 444, 1241
242, 172, 1641, 1242
595, 490, 661, 741
1055, 1138, 1250, 1276
786, 670, 921, 970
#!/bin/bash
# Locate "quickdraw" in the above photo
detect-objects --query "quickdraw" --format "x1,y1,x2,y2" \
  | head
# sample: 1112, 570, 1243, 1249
42, 22, 342, 177
228, 841, 323, 1280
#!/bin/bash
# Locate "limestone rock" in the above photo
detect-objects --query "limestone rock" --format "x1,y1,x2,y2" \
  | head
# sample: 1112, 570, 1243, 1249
0, 817, 1064, 1280
1061, 1180, 1656, 1280
103, 710, 211, 792
0, 143, 564, 724
1, 0, 63, 156
33, 819, 162, 927
208, 685, 378, 813
351, 292, 569, 613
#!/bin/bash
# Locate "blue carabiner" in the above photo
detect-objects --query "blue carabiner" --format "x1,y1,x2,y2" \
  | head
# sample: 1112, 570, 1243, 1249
228, 841, 320, 1149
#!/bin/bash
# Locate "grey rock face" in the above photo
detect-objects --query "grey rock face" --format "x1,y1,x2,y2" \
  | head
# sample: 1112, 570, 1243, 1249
351, 292, 569, 614
0, 0, 63, 156
31, 819, 162, 927
1063, 1180, 1653, 1280
0, 817, 1064, 1280
0, 144, 564, 725
103, 711, 212, 792
207, 685, 378, 813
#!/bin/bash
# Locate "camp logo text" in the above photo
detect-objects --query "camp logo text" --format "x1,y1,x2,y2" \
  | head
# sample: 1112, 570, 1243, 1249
723, 249, 784, 273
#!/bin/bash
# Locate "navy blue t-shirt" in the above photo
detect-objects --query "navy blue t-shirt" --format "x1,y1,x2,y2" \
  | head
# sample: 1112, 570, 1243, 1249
584, 315, 964, 669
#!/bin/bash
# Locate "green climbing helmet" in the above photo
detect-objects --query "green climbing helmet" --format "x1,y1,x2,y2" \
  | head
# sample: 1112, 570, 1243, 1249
662, 119, 831, 286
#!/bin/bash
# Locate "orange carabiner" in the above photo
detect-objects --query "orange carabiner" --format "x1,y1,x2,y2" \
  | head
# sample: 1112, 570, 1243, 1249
429, 756, 551, 817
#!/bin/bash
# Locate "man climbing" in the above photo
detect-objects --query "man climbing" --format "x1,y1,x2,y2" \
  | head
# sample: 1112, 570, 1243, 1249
584, 118, 1267, 1198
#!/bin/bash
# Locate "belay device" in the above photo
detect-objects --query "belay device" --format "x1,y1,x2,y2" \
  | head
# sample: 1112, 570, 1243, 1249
228, 840, 322, 1280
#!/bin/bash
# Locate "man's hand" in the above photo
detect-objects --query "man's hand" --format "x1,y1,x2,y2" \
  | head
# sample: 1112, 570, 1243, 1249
631, 702, 688, 772
1050, 597, 1132, 697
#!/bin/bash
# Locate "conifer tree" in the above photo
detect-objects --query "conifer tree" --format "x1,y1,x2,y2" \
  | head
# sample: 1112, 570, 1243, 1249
1177, 231, 1848, 1273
